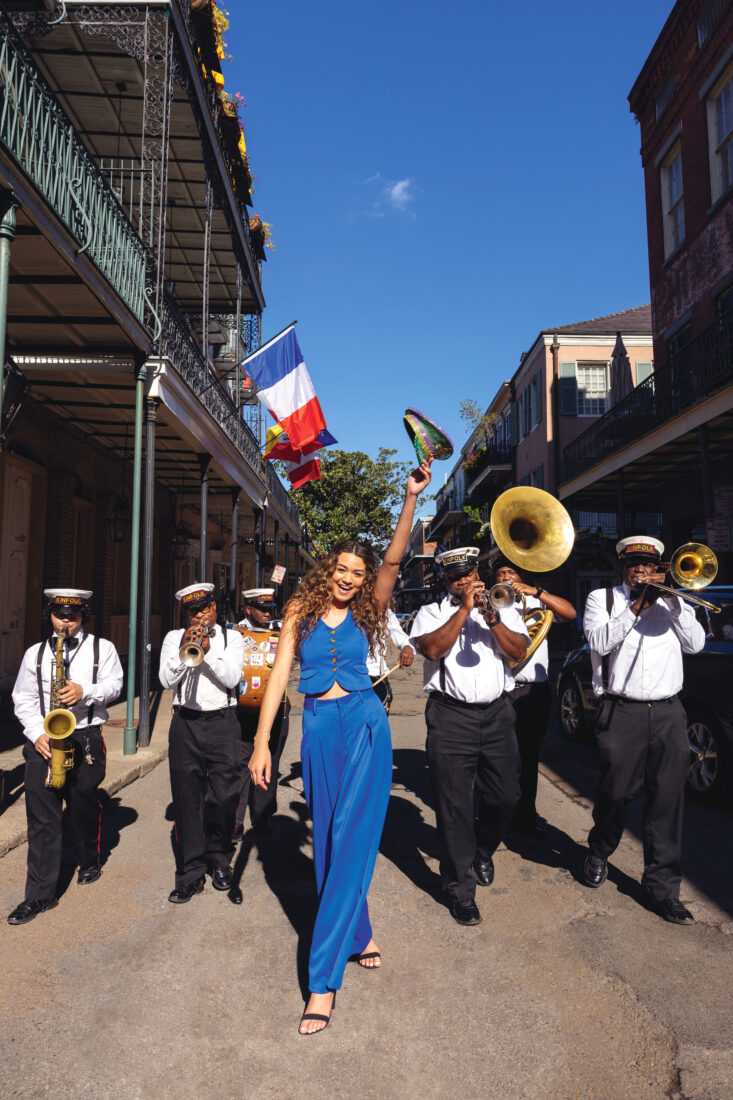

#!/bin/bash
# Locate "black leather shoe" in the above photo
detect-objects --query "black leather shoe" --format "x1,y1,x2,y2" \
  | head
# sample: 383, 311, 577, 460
77, 865, 102, 886
168, 876, 205, 904
211, 865, 233, 891
473, 854, 495, 887
583, 854, 608, 888
450, 899, 482, 926
231, 825, 244, 843
7, 898, 58, 925
645, 896, 695, 925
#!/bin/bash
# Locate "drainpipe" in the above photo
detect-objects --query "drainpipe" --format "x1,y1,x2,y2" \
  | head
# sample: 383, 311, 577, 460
123, 354, 148, 755
0, 191, 19, 448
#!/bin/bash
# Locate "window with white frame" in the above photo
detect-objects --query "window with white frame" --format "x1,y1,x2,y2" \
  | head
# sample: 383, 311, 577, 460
707, 66, 733, 205
661, 142, 685, 257
576, 363, 609, 416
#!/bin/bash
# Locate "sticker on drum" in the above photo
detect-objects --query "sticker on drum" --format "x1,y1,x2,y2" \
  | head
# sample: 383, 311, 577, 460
251, 653, 264, 666
252, 676, 261, 690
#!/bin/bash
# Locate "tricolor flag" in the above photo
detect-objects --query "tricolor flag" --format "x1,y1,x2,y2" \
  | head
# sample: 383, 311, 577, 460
263, 424, 337, 463
243, 327, 326, 450
263, 424, 336, 489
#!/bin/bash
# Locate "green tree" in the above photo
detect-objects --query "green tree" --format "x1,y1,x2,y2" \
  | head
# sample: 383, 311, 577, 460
287, 447, 412, 555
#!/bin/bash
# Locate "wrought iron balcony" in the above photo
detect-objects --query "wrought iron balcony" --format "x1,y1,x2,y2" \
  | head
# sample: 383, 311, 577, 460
0, 10, 148, 326
562, 311, 733, 483
160, 294, 261, 469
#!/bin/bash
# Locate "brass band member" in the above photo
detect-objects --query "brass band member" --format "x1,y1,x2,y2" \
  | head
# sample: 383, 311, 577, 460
8, 588, 123, 925
410, 548, 528, 926
159, 583, 245, 903
492, 558, 576, 836
234, 587, 289, 839
582, 537, 704, 924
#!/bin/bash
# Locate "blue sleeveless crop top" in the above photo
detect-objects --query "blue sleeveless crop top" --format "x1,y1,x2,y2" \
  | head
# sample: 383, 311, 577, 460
298, 608, 373, 694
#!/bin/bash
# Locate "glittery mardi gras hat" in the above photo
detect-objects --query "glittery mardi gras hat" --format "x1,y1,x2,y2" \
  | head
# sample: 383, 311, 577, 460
403, 408, 454, 464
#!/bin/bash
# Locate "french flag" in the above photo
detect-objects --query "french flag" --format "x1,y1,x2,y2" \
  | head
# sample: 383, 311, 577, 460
243, 327, 326, 450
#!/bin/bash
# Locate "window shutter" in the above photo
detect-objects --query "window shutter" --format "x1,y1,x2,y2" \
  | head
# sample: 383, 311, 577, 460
636, 361, 653, 385
534, 371, 543, 424
559, 361, 577, 416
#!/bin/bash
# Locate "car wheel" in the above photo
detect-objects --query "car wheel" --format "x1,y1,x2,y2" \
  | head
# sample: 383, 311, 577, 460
686, 708, 726, 804
558, 677, 586, 741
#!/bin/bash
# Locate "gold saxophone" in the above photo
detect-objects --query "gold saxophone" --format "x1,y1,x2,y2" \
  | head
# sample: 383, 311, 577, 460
43, 629, 77, 790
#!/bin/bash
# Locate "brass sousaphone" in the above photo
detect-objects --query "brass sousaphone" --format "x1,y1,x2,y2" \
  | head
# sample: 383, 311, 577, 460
489, 486, 576, 671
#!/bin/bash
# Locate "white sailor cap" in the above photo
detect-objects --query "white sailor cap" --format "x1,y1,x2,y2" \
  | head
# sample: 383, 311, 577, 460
242, 588, 276, 605
175, 582, 215, 608
435, 546, 480, 576
615, 536, 664, 562
44, 588, 93, 609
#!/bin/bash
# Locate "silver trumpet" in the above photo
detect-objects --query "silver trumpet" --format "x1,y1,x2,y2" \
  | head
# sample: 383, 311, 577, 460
179, 626, 215, 667
476, 583, 516, 613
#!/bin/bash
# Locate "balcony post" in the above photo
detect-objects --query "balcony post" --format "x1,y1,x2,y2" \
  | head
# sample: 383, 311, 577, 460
198, 454, 211, 580
138, 396, 159, 748
124, 354, 149, 755
0, 190, 19, 449
699, 424, 714, 521
230, 487, 240, 619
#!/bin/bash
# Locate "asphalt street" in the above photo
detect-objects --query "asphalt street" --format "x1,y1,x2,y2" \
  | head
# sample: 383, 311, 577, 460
1, 660, 732, 1100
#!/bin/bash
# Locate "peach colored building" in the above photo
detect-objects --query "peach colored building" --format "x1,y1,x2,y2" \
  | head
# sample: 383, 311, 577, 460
511, 305, 653, 495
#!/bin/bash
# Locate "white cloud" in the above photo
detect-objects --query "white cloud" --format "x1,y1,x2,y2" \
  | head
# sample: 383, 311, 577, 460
352, 172, 417, 219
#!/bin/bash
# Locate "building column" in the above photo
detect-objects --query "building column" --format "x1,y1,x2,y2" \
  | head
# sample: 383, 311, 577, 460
138, 397, 158, 748
230, 487, 240, 620
198, 453, 211, 581
699, 424, 714, 521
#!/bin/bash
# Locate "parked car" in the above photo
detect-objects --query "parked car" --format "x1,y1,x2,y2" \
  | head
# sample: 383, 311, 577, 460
556, 586, 733, 803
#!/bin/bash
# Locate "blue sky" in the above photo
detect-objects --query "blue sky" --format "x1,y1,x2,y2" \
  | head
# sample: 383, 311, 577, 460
224, 0, 674, 475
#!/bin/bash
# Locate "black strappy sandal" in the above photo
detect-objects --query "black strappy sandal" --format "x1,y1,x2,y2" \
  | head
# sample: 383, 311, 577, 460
351, 950, 382, 969
299, 991, 336, 1035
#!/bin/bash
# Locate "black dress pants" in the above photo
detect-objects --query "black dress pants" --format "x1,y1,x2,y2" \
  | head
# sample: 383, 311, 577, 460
23, 726, 107, 900
235, 699, 290, 829
169, 707, 240, 888
588, 695, 689, 901
425, 692, 520, 905
510, 681, 552, 825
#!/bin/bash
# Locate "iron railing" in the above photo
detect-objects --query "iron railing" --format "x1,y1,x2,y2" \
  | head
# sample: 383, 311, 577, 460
160, 294, 261, 469
562, 311, 733, 483
0, 10, 148, 326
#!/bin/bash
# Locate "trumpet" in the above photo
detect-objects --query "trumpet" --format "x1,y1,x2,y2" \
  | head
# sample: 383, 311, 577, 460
179, 626, 215, 667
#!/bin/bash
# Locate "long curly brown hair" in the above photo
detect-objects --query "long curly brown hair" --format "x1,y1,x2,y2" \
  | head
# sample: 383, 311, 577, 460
284, 540, 387, 657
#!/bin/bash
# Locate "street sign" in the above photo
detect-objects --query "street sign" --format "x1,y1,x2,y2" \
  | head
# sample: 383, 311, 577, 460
271, 564, 286, 584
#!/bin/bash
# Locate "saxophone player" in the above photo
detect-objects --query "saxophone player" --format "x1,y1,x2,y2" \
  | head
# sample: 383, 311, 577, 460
7, 589, 124, 926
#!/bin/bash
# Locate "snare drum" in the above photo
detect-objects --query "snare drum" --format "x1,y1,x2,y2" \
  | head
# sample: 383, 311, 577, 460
231, 626, 280, 709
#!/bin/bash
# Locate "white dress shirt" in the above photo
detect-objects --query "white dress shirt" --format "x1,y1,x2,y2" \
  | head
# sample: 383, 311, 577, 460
159, 624, 245, 710
510, 594, 548, 685
13, 632, 124, 745
410, 597, 528, 704
584, 584, 705, 700
367, 610, 414, 677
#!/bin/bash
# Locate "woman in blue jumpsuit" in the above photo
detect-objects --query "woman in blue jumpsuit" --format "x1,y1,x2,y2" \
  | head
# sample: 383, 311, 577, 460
250, 460, 431, 1034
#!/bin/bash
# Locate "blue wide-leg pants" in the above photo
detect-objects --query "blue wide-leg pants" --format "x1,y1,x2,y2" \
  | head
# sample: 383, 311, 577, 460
301, 689, 393, 994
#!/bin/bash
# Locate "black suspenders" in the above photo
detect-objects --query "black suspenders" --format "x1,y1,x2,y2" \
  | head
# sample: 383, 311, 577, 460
35, 634, 100, 724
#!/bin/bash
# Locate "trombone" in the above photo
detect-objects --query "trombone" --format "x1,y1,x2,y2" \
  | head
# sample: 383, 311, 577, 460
645, 542, 721, 613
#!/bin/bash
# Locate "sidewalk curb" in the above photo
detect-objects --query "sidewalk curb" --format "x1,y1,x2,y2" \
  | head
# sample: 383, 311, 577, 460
0, 746, 169, 860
